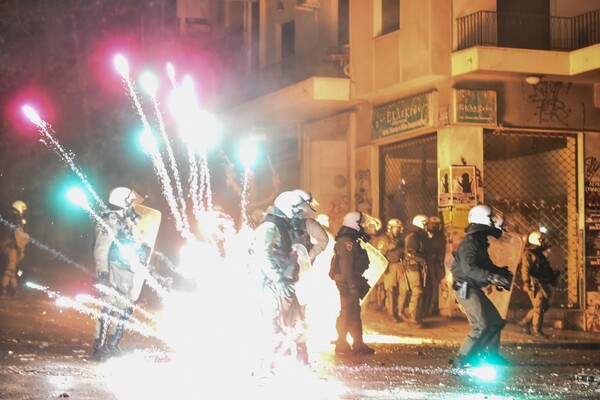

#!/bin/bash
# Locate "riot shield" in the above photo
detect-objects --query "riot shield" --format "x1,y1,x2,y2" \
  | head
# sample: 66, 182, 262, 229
129, 204, 162, 301
486, 232, 524, 319
361, 240, 389, 305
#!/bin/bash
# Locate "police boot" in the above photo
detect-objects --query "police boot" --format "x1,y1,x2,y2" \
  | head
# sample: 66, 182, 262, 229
92, 311, 111, 361
107, 307, 133, 356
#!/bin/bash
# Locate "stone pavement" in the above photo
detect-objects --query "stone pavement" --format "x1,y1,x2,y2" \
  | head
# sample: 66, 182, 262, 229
362, 310, 600, 349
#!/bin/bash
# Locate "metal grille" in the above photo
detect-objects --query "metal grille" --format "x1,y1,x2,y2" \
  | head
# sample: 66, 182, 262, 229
380, 134, 438, 227
483, 130, 579, 307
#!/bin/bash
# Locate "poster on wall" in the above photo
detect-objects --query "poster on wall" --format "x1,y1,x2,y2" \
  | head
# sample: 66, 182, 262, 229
586, 152, 600, 292
438, 166, 478, 207
452, 166, 476, 205
438, 167, 451, 207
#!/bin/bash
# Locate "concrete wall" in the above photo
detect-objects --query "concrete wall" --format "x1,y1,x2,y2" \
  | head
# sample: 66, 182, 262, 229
351, 0, 452, 97
303, 112, 350, 233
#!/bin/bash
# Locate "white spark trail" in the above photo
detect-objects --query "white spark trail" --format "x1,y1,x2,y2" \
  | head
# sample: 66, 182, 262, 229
0, 215, 88, 273
149, 94, 190, 233
22, 109, 105, 209
117, 69, 190, 239
186, 149, 204, 222
200, 153, 213, 210
240, 168, 251, 227
26, 282, 160, 339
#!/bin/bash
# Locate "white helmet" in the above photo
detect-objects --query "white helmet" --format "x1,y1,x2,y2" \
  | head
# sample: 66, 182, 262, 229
468, 205, 494, 226
412, 214, 428, 229
273, 191, 305, 219
12, 200, 27, 215
293, 189, 319, 211
387, 218, 403, 229
528, 231, 545, 246
108, 187, 138, 209
342, 211, 364, 231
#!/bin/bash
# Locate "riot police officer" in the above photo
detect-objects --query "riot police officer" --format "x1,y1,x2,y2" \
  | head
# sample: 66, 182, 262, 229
371, 218, 404, 322
0, 200, 30, 297
423, 216, 446, 316
252, 191, 307, 368
400, 214, 429, 327
450, 205, 513, 369
290, 189, 329, 264
519, 230, 558, 339
91, 187, 149, 360
329, 211, 375, 355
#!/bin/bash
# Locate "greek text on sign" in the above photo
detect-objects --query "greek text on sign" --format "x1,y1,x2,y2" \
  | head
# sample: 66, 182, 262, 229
372, 92, 435, 139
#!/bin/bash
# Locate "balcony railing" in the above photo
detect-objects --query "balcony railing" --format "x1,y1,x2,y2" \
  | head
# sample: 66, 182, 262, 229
222, 45, 349, 106
457, 9, 600, 51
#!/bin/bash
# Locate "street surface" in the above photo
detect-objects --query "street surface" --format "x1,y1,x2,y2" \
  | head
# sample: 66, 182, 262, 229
1, 261, 600, 400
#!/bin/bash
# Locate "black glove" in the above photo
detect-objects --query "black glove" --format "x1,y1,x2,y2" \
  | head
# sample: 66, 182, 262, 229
498, 266, 512, 278
487, 273, 511, 291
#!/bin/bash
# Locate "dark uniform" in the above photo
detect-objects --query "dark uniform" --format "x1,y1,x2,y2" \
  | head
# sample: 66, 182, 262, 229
519, 244, 557, 337
329, 225, 374, 355
423, 223, 446, 316
371, 230, 404, 321
402, 227, 428, 325
450, 223, 511, 367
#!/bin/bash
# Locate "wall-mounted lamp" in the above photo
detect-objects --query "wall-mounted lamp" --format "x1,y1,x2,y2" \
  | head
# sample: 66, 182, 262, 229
277, 0, 285, 12
525, 76, 542, 85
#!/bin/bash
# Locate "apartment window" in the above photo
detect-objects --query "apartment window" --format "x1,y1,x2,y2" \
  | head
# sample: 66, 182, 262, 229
381, 0, 400, 36
282, 20, 295, 59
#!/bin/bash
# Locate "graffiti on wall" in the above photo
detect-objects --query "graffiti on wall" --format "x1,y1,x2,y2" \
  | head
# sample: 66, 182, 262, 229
355, 169, 373, 214
526, 81, 572, 126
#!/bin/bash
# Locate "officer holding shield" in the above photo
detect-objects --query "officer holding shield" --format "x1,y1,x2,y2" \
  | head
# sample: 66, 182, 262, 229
91, 187, 149, 360
450, 204, 514, 369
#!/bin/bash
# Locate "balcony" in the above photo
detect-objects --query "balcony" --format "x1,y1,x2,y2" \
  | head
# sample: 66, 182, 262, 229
456, 9, 600, 51
238, 45, 350, 105
452, 9, 600, 78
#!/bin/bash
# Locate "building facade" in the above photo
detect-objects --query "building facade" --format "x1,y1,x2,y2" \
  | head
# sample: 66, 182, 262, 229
178, 0, 600, 330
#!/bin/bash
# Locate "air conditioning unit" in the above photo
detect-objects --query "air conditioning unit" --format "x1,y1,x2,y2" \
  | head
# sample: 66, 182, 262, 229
296, 0, 320, 12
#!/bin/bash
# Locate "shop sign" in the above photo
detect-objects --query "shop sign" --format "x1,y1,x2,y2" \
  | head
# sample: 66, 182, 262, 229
372, 92, 435, 139
453, 89, 497, 125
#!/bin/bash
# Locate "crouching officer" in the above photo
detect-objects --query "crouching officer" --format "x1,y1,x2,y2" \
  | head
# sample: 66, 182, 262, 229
330, 211, 375, 355
450, 205, 513, 369
519, 230, 559, 338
